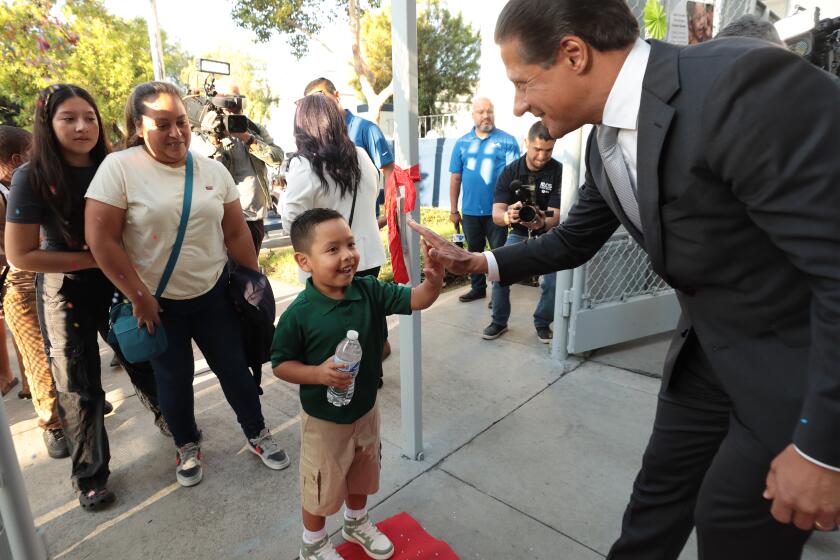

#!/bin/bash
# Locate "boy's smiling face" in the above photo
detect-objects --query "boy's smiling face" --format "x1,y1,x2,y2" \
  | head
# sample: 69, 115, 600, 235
295, 218, 359, 298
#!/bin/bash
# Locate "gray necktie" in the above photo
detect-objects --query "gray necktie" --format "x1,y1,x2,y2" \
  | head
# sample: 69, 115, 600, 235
596, 124, 642, 232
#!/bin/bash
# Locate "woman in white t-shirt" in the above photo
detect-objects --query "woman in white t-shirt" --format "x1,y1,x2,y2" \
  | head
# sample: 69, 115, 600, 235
85, 81, 289, 488
283, 93, 385, 276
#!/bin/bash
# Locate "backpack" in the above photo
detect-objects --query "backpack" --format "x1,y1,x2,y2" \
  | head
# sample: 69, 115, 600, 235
227, 262, 276, 394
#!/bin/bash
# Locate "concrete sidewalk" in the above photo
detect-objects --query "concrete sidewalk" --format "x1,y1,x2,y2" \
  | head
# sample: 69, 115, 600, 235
4, 281, 838, 559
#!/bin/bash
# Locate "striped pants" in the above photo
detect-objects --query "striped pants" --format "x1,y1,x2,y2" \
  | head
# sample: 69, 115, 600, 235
4, 283, 60, 430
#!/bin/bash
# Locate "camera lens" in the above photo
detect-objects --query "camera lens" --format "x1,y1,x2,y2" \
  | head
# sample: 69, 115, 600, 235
519, 205, 536, 223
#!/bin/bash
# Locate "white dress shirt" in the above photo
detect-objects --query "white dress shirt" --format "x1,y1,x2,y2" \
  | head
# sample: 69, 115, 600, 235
484, 39, 839, 472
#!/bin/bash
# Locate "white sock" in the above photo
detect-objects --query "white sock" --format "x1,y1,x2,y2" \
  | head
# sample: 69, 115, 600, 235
344, 507, 367, 520
302, 528, 327, 544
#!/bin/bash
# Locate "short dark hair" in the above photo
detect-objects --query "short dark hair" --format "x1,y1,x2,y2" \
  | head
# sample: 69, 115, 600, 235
715, 15, 784, 46
0, 125, 32, 162
527, 121, 553, 142
495, 0, 639, 66
290, 208, 345, 253
303, 77, 338, 97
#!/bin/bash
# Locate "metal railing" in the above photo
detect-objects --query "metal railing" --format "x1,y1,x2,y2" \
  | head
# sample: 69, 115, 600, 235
418, 113, 459, 137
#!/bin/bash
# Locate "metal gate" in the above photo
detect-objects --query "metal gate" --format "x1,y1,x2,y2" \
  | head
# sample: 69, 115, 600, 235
560, 231, 679, 355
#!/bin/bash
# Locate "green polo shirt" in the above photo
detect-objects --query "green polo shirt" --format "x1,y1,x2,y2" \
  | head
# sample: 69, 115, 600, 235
271, 276, 412, 424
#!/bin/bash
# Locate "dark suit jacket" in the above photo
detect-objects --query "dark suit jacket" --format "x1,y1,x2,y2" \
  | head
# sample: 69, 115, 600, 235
493, 38, 840, 468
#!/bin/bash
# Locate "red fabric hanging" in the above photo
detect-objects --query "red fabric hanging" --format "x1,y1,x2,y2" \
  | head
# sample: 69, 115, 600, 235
385, 164, 420, 284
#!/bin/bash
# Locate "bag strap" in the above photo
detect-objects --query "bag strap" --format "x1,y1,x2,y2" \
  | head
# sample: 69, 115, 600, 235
154, 152, 193, 299
348, 183, 359, 228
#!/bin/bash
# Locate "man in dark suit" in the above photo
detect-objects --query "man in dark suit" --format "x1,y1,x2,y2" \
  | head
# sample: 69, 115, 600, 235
409, 1, 840, 558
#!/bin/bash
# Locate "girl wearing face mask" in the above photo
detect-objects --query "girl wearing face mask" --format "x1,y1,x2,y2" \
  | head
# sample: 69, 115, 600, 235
5, 84, 165, 511
85, 81, 289, 489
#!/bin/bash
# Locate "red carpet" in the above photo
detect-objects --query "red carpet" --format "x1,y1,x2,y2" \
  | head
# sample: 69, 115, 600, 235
335, 512, 458, 559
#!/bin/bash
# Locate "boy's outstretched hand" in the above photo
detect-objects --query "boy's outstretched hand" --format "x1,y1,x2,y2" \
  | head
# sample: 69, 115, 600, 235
315, 356, 353, 390
407, 218, 489, 275
421, 238, 444, 287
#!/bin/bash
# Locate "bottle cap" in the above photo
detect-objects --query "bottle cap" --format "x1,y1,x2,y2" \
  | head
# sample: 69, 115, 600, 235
347, 330, 359, 341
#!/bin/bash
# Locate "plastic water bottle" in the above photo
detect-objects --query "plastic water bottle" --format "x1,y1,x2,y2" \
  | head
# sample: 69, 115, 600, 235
327, 330, 363, 407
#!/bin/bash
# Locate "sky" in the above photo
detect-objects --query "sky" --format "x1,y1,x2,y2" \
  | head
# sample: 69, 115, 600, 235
100, 0, 840, 149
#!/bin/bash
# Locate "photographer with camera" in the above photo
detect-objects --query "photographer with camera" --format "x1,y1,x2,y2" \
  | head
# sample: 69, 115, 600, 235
483, 121, 561, 342
196, 78, 284, 253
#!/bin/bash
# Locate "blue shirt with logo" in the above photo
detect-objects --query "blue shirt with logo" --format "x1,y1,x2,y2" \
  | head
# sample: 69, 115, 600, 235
449, 127, 520, 216
345, 110, 394, 170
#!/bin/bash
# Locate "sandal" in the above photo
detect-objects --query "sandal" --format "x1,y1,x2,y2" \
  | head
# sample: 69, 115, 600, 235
79, 487, 116, 511
1, 377, 19, 396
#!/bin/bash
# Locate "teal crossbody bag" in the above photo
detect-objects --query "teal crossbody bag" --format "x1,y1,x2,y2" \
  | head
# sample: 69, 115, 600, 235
108, 152, 194, 363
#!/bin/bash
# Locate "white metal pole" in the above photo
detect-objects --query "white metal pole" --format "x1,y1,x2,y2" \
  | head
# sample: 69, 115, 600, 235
0, 397, 48, 560
391, 0, 423, 460
147, 0, 166, 81
551, 127, 583, 361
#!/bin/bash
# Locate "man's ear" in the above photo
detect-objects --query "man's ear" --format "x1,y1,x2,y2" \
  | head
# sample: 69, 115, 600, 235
556, 36, 591, 75
294, 251, 312, 273
9, 153, 23, 168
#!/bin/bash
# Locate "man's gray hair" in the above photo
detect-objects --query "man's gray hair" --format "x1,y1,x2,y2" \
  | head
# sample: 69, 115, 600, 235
715, 15, 785, 46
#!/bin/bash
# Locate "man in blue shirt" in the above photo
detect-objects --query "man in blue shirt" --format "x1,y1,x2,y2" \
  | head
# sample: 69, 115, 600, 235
303, 78, 394, 227
449, 97, 520, 302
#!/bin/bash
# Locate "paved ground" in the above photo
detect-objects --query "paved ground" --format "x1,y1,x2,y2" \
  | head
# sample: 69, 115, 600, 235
3, 280, 838, 559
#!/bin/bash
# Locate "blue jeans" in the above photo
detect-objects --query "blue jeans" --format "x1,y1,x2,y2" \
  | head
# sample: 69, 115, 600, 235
461, 215, 508, 293
490, 233, 557, 329
150, 273, 265, 448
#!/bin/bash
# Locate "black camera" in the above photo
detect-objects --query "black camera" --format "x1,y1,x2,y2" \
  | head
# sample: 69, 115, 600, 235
786, 10, 840, 77
511, 179, 555, 224
183, 75, 249, 139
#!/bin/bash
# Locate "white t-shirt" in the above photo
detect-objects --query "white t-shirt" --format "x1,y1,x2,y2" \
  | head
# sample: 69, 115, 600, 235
86, 146, 239, 300
283, 146, 385, 272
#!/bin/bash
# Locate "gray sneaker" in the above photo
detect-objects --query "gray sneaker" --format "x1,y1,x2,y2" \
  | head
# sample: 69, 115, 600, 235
342, 513, 394, 559
175, 442, 203, 487
248, 428, 291, 470
299, 535, 342, 560
482, 322, 508, 340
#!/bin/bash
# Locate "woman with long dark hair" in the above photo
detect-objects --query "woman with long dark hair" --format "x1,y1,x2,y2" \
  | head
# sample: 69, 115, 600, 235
5, 84, 164, 510
283, 93, 385, 276
85, 81, 289, 489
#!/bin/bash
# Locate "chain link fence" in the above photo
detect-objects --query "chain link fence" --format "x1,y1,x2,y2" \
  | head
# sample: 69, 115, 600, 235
582, 232, 672, 307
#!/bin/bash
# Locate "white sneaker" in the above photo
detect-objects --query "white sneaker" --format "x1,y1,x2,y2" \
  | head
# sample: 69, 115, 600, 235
299, 535, 342, 560
342, 513, 394, 559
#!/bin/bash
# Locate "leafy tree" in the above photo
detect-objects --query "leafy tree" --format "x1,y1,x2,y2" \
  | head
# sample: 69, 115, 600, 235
229, 0, 393, 122
352, 2, 480, 120
180, 48, 280, 124
0, 0, 188, 140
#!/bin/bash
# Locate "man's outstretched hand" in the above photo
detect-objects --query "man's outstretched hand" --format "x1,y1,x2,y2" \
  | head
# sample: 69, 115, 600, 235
407, 218, 489, 276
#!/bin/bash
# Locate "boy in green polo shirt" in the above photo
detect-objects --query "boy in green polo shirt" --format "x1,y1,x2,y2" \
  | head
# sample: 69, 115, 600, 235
271, 208, 443, 560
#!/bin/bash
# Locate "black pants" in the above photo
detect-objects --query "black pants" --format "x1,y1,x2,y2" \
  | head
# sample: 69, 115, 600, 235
461, 215, 507, 293
247, 219, 265, 255
150, 273, 265, 448
608, 333, 811, 560
36, 270, 162, 492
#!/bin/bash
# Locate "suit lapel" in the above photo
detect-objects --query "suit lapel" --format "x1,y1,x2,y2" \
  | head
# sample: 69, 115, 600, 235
636, 40, 681, 281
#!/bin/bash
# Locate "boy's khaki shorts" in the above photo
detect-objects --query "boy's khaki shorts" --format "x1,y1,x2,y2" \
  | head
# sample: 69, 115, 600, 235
299, 401, 381, 517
